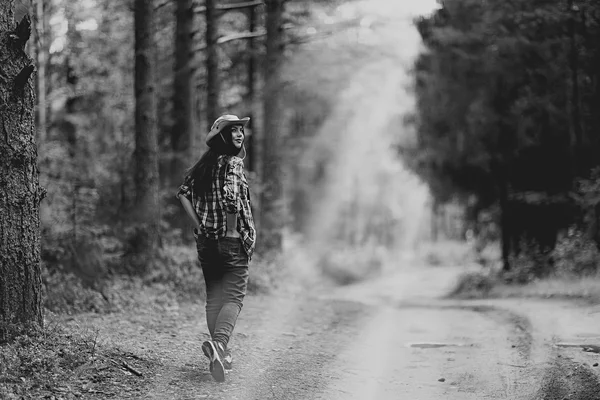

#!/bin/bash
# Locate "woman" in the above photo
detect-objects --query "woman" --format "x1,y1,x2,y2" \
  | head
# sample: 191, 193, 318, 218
176, 114, 256, 382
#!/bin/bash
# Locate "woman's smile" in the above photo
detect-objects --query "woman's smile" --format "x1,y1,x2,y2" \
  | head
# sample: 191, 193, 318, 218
231, 126, 244, 148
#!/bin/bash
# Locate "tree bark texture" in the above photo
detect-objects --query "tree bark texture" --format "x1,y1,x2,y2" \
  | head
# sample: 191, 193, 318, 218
0, 4, 44, 336
133, 0, 159, 271
260, 0, 285, 253
205, 0, 220, 130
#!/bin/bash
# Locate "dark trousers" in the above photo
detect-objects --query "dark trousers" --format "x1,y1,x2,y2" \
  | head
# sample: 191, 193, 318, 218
196, 235, 249, 349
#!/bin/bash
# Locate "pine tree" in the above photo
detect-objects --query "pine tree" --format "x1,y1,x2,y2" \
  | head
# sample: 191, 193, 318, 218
0, 4, 44, 337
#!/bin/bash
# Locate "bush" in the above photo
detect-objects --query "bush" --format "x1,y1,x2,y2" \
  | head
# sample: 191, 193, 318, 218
43, 268, 110, 314
448, 271, 495, 299
144, 243, 206, 302
503, 253, 546, 284
552, 229, 600, 277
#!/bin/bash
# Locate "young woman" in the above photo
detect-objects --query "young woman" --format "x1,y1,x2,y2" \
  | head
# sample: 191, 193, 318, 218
176, 115, 256, 382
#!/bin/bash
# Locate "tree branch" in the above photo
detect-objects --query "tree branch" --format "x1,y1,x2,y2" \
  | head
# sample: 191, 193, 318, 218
192, 22, 360, 53
217, 0, 264, 11
286, 23, 362, 46
194, 29, 266, 51
218, 29, 266, 45
194, 1, 264, 14
154, 0, 171, 11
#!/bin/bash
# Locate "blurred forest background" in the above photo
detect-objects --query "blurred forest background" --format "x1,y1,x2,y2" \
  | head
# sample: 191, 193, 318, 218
406, 0, 600, 287
5, 0, 600, 315
12, 0, 438, 315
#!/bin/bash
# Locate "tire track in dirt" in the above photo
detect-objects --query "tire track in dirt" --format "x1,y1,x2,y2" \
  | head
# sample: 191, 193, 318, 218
467, 305, 534, 360
535, 352, 600, 400
394, 302, 534, 359
384, 301, 537, 399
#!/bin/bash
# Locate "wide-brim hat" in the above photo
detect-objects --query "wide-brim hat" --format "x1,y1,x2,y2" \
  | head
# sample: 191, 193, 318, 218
206, 114, 250, 147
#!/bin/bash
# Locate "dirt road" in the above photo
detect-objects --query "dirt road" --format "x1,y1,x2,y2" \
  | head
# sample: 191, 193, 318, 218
66, 263, 600, 400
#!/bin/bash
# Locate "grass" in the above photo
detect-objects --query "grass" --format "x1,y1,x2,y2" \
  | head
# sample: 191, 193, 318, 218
449, 270, 600, 304
420, 239, 600, 304
0, 314, 152, 399
492, 275, 600, 303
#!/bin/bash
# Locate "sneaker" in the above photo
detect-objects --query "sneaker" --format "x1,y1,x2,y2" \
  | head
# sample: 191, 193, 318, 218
201, 341, 214, 373
223, 348, 232, 371
201, 340, 225, 382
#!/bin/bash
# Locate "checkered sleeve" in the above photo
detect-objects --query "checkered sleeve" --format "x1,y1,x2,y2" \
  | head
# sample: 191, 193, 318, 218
222, 157, 243, 214
176, 176, 193, 201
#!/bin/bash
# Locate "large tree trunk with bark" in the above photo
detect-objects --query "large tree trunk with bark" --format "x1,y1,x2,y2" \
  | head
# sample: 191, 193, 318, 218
132, 0, 159, 273
0, 5, 44, 338
260, 0, 285, 253
205, 0, 220, 130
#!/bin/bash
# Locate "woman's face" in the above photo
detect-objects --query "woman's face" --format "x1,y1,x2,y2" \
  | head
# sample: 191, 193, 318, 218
230, 125, 244, 149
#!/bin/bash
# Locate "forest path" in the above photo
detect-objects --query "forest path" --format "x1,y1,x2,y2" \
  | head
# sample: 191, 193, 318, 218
61, 263, 600, 399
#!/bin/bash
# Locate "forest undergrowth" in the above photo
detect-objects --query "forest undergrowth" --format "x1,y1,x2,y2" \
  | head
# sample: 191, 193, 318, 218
447, 232, 600, 304
0, 234, 287, 399
0, 312, 155, 400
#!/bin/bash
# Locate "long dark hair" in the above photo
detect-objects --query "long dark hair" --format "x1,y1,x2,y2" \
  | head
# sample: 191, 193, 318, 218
184, 126, 242, 197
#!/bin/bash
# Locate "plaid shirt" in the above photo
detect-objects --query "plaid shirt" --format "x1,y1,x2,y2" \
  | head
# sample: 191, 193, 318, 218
177, 155, 256, 258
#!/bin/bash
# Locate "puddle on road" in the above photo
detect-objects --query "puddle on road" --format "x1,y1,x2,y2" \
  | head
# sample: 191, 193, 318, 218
575, 332, 600, 339
556, 343, 600, 353
407, 342, 463, 349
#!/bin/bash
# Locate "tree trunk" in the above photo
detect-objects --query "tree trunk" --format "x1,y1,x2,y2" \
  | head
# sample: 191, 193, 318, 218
205, 0, 220, 130
0, 7, 44, 338
431, 199, 439, 242
247, 4, 258, 172
260, 0, 285, 253
568, 0, 582, 177
190, 0, 204, 152
132, 0, 159, 272
170, 0, 194, 190
172, 0, 193, 158
499, 179, 511, 272
246, 4, 263, 228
